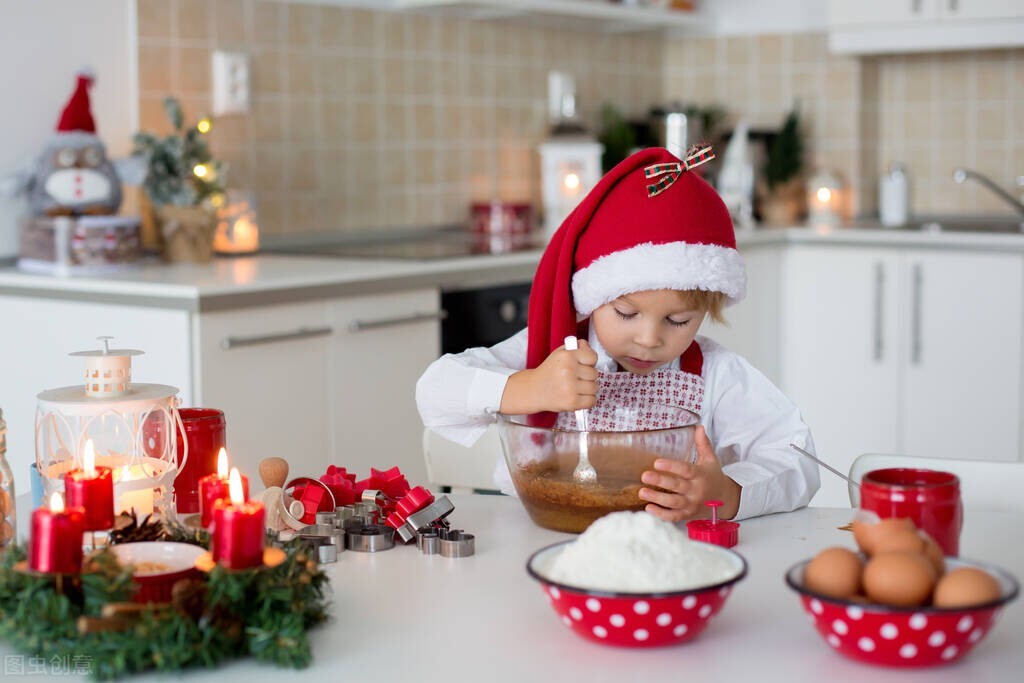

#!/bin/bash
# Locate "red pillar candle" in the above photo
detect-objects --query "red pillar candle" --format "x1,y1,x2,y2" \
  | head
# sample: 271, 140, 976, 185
199, 448, 249, 527
29, 492, 84, 574
64, 440, 115, 531
211, 468, 265, 569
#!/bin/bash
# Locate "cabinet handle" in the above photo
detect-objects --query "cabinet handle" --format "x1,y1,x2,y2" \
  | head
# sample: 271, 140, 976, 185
348, 310, 448, 333
220, 325, 333, 350
948, 0, 958, 13
911, 263, 923, 364
912, 0, 923, 13
873, 261, 885, 362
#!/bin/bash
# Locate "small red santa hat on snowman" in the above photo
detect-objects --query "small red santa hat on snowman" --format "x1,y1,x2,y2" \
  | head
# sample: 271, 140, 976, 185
527, 145, 746, 369
55, 68, 98, 138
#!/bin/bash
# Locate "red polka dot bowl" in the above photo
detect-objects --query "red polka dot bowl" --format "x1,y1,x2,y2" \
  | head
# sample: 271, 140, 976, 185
786, 556, 1019, 667
526, 539, 747, 648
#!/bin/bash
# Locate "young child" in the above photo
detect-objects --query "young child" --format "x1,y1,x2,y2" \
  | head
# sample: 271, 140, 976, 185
417, 146, 819, 522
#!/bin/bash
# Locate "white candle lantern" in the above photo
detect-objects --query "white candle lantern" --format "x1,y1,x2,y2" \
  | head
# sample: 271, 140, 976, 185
807, 169, 844, 229
538, 137, 603, 240
34, 337, 188, 517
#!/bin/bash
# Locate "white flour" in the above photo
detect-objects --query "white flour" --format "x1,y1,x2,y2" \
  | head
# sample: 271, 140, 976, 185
547, 511, 740, 592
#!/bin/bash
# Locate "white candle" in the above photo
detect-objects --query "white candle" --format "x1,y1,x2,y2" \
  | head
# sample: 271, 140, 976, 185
114, 465, 155, 516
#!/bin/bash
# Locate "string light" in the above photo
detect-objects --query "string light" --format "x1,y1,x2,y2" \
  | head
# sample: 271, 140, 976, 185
193, 164, 209, 178
197, 118, 212, 134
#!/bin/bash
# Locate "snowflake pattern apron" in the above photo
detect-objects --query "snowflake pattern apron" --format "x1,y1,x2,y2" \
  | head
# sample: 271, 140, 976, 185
554, 339, 705, 432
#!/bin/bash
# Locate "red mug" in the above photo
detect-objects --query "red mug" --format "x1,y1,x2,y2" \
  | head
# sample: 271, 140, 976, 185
174, 408, 227, 515
859, 468, 963, 556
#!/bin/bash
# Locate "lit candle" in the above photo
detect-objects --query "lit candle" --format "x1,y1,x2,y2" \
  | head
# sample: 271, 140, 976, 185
211, 468, 265, 569
199, 448, 248, 527
114, 465, 156, 517
64, 440, 115, 531
29, 492, 84, 574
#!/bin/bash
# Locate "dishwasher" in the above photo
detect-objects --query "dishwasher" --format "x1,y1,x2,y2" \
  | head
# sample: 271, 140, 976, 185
441, 283, 531, 354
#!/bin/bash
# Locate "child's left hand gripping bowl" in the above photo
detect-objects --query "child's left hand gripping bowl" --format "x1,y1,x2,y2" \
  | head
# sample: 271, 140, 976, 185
638, 426, 742, 522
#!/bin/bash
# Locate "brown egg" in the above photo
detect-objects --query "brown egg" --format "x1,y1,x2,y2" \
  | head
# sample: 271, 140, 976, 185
872, 528, 927, 556
921, 534, 946, 576
863, 551, 937, 607
934, 567, 1002, 608
852, 517, 916, 556
804, 547, 864, 599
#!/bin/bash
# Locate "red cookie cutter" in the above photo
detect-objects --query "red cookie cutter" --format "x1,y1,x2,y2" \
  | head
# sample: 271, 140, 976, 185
384, 486, 434, 534
686, 500, 740, 548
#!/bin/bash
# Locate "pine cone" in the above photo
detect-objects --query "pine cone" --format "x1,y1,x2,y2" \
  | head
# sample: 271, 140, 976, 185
170, 578, 207, 621
109, 511, 166, 544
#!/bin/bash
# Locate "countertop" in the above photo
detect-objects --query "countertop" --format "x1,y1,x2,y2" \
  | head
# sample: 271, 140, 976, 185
1, 225, 1023, 312
2, 495, 1021, 681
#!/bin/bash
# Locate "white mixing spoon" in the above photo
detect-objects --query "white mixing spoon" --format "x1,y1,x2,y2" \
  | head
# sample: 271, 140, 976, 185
564, 335, 597, 483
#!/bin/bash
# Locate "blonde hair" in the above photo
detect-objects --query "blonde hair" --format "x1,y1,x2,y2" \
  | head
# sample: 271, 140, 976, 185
676, 289, 728, 324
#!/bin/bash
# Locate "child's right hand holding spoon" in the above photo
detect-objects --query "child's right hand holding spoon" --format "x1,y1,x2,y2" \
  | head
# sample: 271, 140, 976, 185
500, 338, 598, 415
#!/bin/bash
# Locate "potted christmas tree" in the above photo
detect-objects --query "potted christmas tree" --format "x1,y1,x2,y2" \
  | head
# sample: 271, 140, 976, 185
759, 106, 805, 226
133, 97, 227, 262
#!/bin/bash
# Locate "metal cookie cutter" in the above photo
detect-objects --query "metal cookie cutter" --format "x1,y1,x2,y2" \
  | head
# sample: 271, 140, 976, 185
438, 529, 475, 558
345, 524, 396, 552
416, 529, 440, 555
396, 495, 455, 543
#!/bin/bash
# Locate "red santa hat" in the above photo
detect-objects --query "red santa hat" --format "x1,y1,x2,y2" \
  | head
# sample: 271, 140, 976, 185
56, 69, 97, 134
526, 146, 746, 370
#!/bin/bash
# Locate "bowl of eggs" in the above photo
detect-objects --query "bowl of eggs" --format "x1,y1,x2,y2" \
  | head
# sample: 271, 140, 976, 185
109, 541, 205, 604
786, 516, 1019, 667
527, 511, 746, 648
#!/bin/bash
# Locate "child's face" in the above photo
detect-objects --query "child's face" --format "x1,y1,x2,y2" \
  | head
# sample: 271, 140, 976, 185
590, 289, 706, 374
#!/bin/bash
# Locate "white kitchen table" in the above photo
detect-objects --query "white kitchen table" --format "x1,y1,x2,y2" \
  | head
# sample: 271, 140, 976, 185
2, 495, 1022, 682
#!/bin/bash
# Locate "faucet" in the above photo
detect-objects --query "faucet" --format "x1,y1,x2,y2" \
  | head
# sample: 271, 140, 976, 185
952, 168, 1024, 217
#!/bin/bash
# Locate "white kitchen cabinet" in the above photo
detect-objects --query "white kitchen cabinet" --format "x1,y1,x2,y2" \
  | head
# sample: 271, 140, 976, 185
828, 0, 939, 27
197, 288, 442, 487
828, 0, 1024, 53
0, 286, 442, 496
0, 296, 193, 494
776, 245, 1023, 506
195, 301, 333, 483
703, 245, 784, 387
328, 288, 441, 484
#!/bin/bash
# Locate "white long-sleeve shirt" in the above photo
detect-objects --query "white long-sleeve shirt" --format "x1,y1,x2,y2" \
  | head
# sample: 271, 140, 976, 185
416, 328, 820, 520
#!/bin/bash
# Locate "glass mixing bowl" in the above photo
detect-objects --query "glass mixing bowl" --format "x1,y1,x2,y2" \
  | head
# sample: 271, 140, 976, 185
497, 405, 700, 533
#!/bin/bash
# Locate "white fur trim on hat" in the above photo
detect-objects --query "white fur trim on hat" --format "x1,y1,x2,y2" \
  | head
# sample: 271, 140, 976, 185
571, 241, 747, 315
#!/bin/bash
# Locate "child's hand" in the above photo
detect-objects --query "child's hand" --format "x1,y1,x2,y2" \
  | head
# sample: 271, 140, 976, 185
638, 426, 742, 522
500, 340, 598, 414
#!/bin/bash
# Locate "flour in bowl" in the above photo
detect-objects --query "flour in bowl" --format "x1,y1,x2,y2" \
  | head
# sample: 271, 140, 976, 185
547, 511, 740, 592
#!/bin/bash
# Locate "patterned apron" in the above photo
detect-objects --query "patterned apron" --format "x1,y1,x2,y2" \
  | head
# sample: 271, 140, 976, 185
554, 340, 705, 432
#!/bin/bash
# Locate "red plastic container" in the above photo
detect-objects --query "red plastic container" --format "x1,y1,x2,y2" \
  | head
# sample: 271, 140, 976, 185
174, 409, 226, 515
860, 468, 963, 556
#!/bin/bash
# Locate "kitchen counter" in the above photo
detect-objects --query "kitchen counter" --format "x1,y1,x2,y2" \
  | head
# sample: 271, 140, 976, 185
0, 249, 543, 313
2, 224, 1022, 312
2, 495, 1021, 681
738, 224, 1024, 252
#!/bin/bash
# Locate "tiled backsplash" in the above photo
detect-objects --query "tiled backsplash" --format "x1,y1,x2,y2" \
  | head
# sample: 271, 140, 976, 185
137, 0, 1024, 236
137, 0, 663, 236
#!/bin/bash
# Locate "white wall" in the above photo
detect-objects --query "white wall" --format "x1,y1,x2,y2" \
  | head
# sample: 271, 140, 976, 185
0, 0, 138, 257
705, 0, 828, 36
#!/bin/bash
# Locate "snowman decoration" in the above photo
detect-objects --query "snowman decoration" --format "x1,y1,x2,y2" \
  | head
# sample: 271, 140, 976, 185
4, 69, 143, 217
